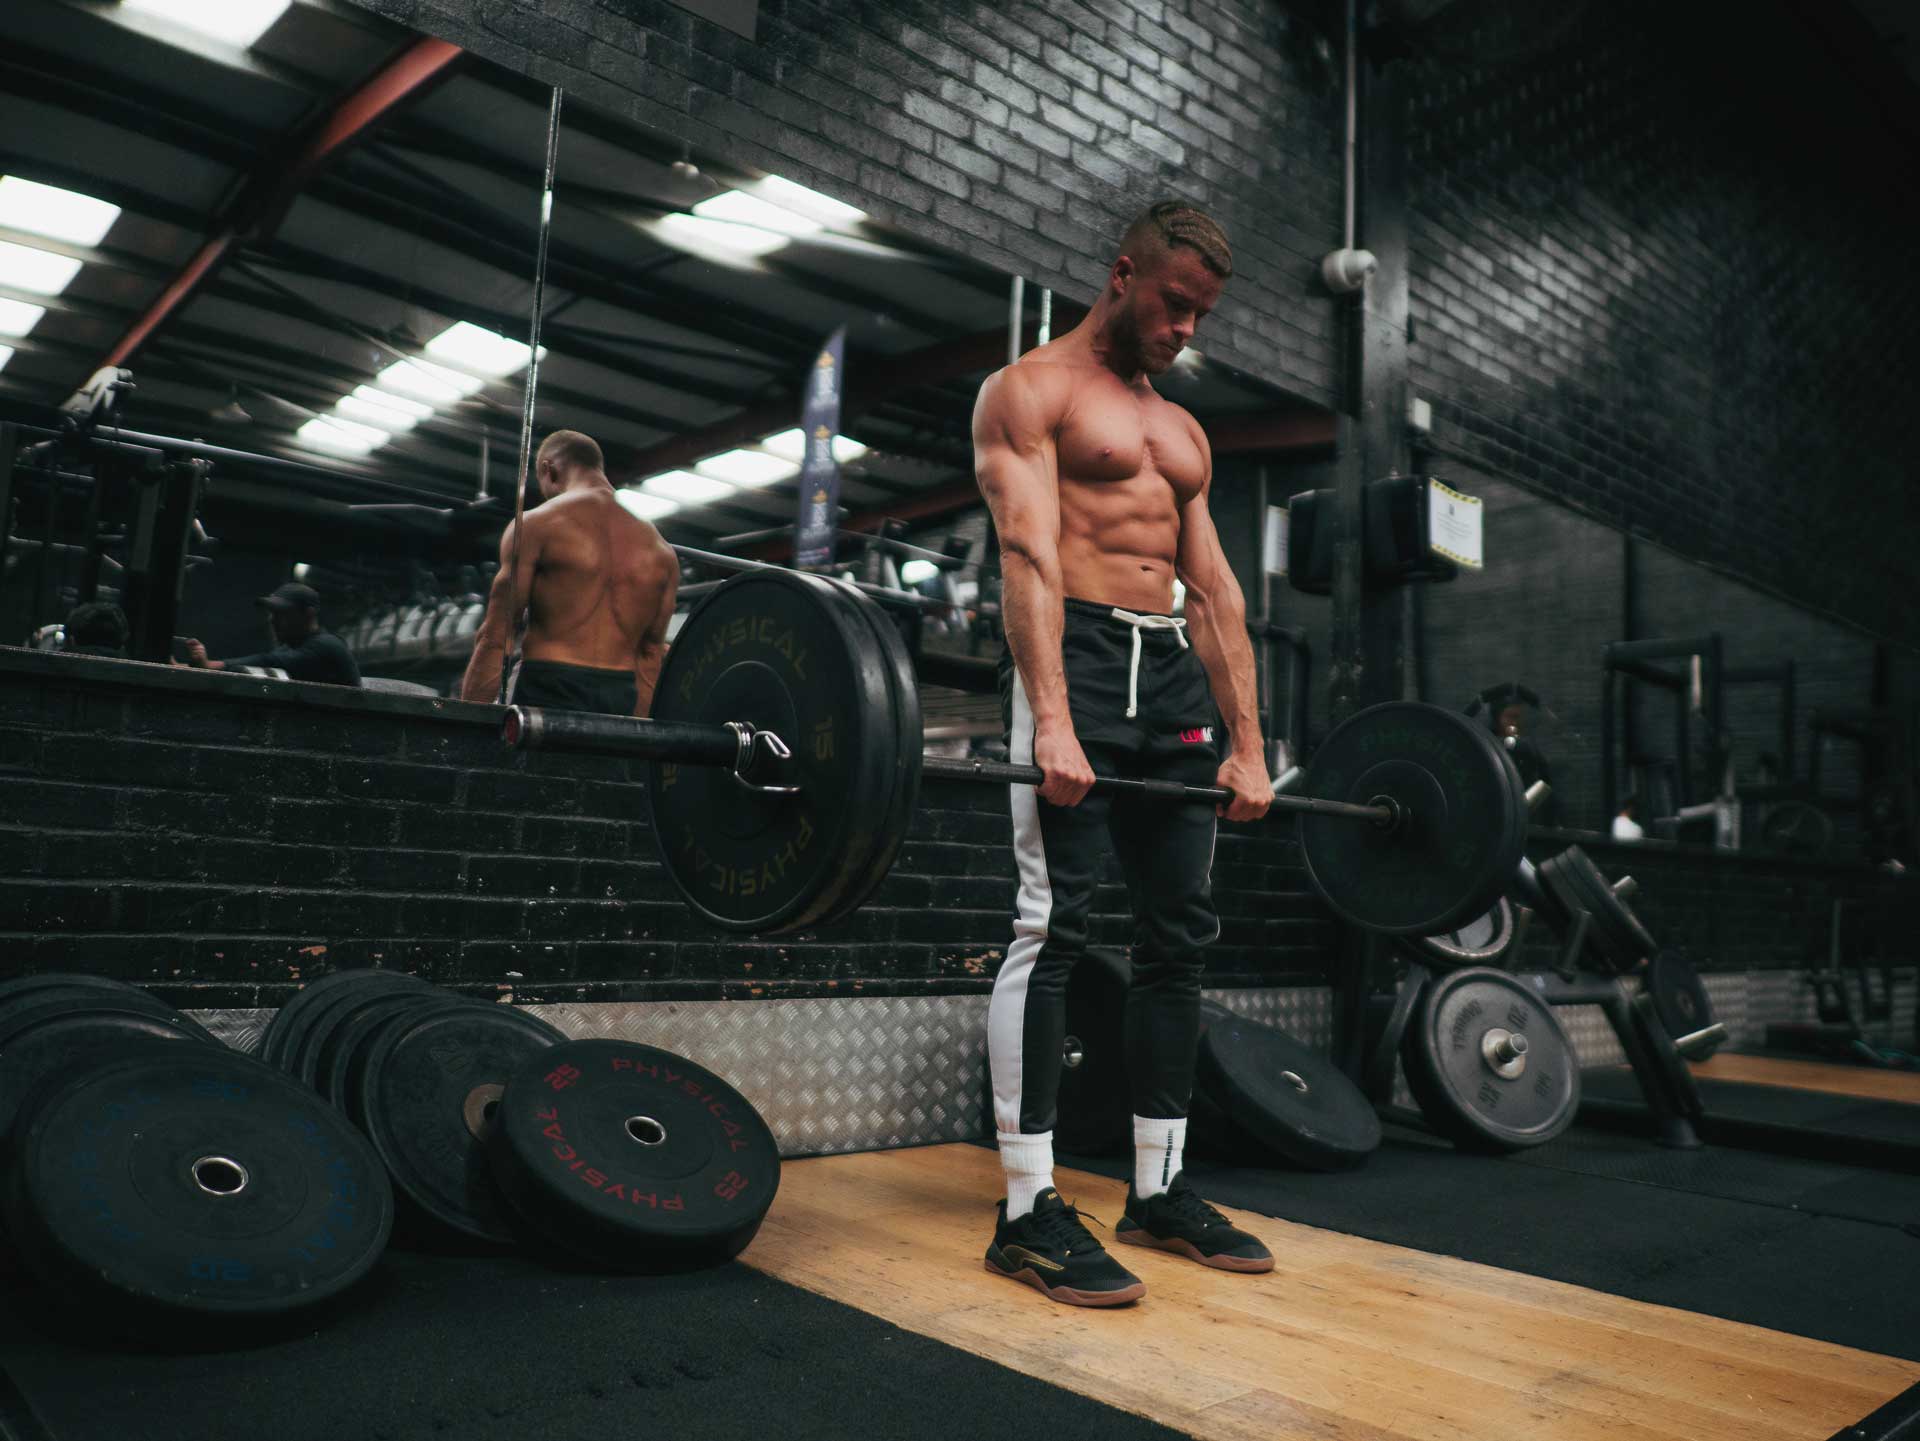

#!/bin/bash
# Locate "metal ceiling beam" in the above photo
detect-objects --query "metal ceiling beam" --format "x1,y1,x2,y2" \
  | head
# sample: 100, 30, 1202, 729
613, 319, 1064, 479
99, 35, 465, 373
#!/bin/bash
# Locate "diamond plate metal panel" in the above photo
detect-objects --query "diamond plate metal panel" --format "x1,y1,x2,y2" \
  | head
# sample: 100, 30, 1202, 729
182, 966, 1884, 1158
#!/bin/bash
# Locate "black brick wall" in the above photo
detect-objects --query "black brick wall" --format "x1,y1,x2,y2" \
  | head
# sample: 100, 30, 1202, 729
345, 0, 1347, 409
0, 651, 1332, 1005
1405, 1, 1920, 645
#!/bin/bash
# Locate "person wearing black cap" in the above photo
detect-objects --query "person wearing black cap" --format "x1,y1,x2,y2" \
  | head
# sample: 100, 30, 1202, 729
63, 601, 130, 659
181, 582, 361, 687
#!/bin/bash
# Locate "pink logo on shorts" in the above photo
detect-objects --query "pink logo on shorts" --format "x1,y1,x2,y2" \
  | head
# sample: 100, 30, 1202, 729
1178, 727, 1214, 744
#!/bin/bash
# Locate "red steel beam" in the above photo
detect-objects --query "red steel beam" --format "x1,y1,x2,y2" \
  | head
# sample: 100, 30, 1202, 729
101, 36, 464, 371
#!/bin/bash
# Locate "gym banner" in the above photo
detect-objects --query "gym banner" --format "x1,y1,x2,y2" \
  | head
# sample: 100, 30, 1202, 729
793, 326, 845, 570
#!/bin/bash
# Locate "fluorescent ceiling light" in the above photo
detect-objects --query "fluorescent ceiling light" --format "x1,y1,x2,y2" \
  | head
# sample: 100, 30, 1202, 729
375, 357, 483, 405
640, 470, 736, 505
0, 297, 46, 337
0, 177, 121, 248
758, 427, 867, 464
0, 241, 83, 297
424, 321, 535, 378
119, 0, 292, 49
295, 416, 390, 456
749, 175, 867, 229
695, 449, 797, 488
335, 392, 421, 432
616, 489, 679, 522
900, 559, 939, 585
692, 189, 823, 238
348, 383, 432, 420
654, 213, 789, 260
0, 345, 13, 373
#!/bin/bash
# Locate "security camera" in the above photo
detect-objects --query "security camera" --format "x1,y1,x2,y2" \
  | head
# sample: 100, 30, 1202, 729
1321, 248, 1378, 294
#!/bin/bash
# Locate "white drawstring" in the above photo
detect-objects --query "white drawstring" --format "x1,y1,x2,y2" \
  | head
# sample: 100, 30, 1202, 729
1108, 607, 1188, 718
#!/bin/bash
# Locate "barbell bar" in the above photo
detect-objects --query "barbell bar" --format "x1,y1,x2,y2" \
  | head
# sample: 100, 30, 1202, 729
507, 707, 1400, 828
494, 568, 1530, 938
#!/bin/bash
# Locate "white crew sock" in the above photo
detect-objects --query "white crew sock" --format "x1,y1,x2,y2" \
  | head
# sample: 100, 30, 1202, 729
997, 1131, 1056, 1219
1133, 1115, 1187, 1200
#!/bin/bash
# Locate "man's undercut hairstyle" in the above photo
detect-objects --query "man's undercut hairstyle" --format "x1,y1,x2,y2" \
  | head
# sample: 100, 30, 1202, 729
1119, 200, 1233, 280
537, 429, 604, 475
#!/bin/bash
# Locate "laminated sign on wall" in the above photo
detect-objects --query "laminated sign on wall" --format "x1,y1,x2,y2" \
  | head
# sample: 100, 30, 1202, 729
1428, 480, 1484, 569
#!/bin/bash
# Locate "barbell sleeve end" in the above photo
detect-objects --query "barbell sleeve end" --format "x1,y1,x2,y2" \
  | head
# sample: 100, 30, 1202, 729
502, 706, 542, 750
1612, 874, 1638, 900
1674, 1022, 1728, 1060
1525, 780, 1551, 814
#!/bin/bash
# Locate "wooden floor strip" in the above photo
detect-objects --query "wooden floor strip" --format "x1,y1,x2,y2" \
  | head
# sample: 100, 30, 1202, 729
741, 1144, 1918, 1441
1692, 1053, 1920, 1105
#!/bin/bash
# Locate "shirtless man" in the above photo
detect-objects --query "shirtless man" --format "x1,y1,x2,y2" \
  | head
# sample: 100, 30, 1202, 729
975, 201, 1275, 1306
460, 430, 678, 716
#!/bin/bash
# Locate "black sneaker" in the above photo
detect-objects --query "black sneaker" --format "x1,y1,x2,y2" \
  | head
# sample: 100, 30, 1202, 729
1116, 1171, 1273, 1273
984, 1188, 1146, 1307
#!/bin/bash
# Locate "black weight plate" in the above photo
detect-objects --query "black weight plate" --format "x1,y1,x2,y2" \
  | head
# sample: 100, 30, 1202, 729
1185, 1003, 1251, 1162
0, 1002, 216, 1147
1401, 966, 1579, 1152
1412, 897, 1516, 970
1539, 847, 1655, 972
485, 1039, 780, 1269
1197, 1007, 1381, 1171
816, 576, 924, 928
289, 974, 450, 1091
354, 1003, 567, 1244
3, 1047, 392, 1326
1646, 950, 1719, 1056
648, 568, 896, 934
1054, 948, 1132, 1156
1298, 702, 1528, 936
1759, 800, 1835, 856
316, 991, 451, 1110
258, 968, 433, 1068
0, 972, 147, 1018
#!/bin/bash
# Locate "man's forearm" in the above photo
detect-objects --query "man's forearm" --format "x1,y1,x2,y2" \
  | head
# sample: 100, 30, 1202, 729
998, 553, 1071, 727
461, 635, 507, 703
634, 644, 665, 717
1185, 595, 1264, 757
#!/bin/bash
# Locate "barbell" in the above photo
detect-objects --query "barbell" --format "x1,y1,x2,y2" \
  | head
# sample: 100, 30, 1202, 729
502, 567, 1530, 937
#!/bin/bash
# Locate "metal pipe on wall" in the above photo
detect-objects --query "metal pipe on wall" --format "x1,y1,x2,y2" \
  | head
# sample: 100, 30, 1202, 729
1007, 275, 1025, 366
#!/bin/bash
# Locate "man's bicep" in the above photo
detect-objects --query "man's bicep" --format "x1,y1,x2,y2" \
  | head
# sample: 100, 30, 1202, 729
972, 371, 1061, 555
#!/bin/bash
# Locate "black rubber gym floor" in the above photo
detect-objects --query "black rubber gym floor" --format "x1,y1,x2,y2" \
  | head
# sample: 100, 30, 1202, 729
0, 1248, 1187, 1441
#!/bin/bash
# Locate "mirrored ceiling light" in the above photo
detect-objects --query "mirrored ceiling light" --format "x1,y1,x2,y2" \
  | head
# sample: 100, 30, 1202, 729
0, 177, 121, 248
640, 470, 736, 505
119, 0, 292, 49
0, 240, 83, 297
616, 488, 679, 522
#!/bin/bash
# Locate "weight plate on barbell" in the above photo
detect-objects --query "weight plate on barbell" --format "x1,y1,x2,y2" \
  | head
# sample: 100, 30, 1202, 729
648, 568, 899, 934
1411, 896, 1516, 971
1196, 1002, 1381, 1171
1401, 966, 1579, 1151
3, 1046, 392, 1329
1299, 702, 1528, 936
1538, 846, 1655, 973
814, 576, 924, 929
485, 1039, 781, 1270
1645, 949, 1719, 1056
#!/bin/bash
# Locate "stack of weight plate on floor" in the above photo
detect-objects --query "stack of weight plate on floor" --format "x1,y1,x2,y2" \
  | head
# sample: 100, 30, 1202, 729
260, 969, 783, 1269
0, 973, 394, 1344
1046, 951, 1382, 1172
